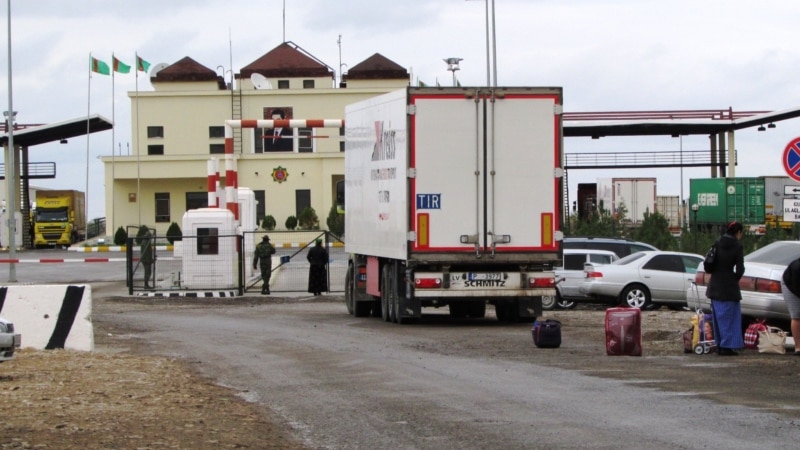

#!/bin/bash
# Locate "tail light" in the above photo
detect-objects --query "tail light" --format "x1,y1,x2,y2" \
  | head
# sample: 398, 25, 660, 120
528, 277, 555, 288
741, 276, 782, 294
585, 271, 603, 279
356, 266, 367, 288
415, 278, 442, 289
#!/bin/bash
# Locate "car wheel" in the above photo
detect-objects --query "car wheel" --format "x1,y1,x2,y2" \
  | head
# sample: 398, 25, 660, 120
620, 284, 651, 309
541, 295, 557, 310
555, 292, 576, 310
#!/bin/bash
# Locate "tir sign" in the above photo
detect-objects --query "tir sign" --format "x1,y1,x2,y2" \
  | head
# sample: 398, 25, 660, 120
416, 194, 441, 209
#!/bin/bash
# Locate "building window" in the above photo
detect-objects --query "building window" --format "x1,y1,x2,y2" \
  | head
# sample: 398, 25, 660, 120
278, 80, 290, 89
209, 126, 225, 138
254, 190, 265, 225
186, 192, 209, 210
155, 193, 170, 223
303, 79, 314, 89
339, 126, 345, 152
147, 126, 164, 138
197, 227, 219, 255
147, 145, 164, 155
298, 128, 312, 153
209, 144, 225, 154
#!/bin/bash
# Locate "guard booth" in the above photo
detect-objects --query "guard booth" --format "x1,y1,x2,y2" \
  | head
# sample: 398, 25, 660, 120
182, 208, 240, 291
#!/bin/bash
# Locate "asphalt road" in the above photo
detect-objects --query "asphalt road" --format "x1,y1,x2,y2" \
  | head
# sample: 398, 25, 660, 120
99, 300, 800, 449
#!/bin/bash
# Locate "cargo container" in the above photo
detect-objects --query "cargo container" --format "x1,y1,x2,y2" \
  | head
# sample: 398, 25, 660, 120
656, 195, 682, 229
344, 87, 562, 323
597, 177, 657, 225
689, 177, 765, 226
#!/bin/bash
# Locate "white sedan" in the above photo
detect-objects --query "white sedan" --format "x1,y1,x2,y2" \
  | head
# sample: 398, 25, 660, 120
580, 251, 704, 309
690, 240, 799, 320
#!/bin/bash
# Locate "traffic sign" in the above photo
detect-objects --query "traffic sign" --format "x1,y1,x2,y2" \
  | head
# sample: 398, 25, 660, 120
783, 198, 800, 222
782, 137, 800, 182
785, 185, 800, 196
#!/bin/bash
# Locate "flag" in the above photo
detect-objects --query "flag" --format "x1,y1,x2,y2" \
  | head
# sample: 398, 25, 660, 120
137, 55, 151, 73
91, 56, 110, 75
457, 79, 461, 87
113, 56, 131, 74
418, 80, 427, 87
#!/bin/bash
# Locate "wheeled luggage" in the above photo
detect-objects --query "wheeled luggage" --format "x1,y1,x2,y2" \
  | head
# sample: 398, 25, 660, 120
605, 307, 642, 356
532, 319, 562, 348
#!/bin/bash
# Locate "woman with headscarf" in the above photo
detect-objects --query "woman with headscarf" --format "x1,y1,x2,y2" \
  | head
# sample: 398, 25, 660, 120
704, 221, 745, 356
307, 239, 329, 296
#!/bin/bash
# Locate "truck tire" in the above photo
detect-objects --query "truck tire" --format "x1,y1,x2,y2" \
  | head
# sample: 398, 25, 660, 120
345, 265, 355, 315
381, 265, 391, 322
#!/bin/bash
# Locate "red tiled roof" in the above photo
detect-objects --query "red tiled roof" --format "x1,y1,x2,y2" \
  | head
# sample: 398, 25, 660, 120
347, 53, 408, 80
152, 57, 225, 88
240, 42, 333, 79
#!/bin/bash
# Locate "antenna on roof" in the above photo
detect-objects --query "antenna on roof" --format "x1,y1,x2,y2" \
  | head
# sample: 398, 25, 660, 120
250, 73, 272, 90
150, 62, 169, 77
282, 0, 286, 42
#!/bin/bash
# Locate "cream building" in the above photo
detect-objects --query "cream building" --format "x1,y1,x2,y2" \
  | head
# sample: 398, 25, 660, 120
103, 42, 409, 236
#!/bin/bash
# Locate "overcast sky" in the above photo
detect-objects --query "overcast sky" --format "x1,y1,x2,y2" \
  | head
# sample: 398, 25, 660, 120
3, 0, 800, 220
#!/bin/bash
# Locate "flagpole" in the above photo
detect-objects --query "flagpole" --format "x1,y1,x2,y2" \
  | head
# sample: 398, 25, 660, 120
6, 0, 17, 280
86, 52, 93, 243
135, 52, 141, 226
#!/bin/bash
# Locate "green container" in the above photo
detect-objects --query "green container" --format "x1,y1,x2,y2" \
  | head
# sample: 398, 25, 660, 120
689, 177, 765, 225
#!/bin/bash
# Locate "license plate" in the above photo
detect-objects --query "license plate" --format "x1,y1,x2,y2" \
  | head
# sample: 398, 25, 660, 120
469, 272, 502, 281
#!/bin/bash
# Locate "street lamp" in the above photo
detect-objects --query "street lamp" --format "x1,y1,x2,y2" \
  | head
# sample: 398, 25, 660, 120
692, 204, 699, 253
443, 57, 462, 86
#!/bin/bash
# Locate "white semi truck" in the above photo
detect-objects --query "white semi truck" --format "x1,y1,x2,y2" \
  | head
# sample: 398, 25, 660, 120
343, 87, 564, 323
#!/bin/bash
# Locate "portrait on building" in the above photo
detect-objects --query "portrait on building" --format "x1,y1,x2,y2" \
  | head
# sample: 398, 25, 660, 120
257, 106, 294, 152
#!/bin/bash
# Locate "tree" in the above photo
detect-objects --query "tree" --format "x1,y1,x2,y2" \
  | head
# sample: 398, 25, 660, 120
285, 215, 298, 230
166, 222, 182, 244
326, 204, 344, 238
262, 215, 276, 231
298, 207, 319, 230
630, 211, 676, 250
113, 226, 127, 246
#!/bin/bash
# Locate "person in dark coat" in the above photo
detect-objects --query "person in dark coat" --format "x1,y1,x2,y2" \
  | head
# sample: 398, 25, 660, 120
307, 239, 329, 296
781, 258, 800, 355
253, 235, 276, 294
704, 221, 745, 355
140, 229, 156, 289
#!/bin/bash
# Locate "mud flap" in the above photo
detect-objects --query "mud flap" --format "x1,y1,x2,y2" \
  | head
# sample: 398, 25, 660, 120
518, 296, 543, 319
400, 275, 422, 319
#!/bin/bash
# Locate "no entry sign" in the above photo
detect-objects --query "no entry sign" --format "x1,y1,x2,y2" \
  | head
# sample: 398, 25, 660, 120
783, 137, 800, 182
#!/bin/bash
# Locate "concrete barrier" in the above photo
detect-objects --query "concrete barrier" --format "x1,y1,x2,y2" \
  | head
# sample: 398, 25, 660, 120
0, 285, 93, 351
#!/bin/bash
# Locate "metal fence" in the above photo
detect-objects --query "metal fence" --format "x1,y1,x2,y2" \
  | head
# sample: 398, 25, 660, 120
126, 230, 345, 296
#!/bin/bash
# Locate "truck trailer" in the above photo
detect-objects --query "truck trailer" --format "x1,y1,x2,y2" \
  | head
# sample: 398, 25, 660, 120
343, 87, 563, 323
33, 189, 86, 248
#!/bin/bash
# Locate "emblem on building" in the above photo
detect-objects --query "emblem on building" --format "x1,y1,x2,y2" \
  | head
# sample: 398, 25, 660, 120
272, 166, 289, 183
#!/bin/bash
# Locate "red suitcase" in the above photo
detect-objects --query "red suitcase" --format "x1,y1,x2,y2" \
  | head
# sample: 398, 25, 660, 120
605, 307, 642, 356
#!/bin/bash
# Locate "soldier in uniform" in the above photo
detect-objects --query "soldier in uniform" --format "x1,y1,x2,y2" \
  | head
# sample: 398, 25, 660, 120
253, 235, 276, 294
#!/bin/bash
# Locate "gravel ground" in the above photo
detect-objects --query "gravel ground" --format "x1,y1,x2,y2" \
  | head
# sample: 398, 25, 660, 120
1, 294, 798, 449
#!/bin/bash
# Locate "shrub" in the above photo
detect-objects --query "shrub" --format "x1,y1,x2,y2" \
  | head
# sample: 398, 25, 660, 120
285, 215, 298, 230
326, 204, 344, 238
166, 222, 182, 244
262, 215, 276, 231
298, 207, 319, 230
113, 226, 128, 246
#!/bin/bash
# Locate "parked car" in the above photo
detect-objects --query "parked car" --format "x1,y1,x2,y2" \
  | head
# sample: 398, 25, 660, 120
562, 236, 657, 258
544, 249, 620, 310
690, 240, 800, 321
580, 251, 704, 309
0, 317, 21, 362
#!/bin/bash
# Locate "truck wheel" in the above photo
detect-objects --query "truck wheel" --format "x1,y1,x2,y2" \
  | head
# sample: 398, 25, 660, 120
468, 301, 486, 318
381, 266, 391, 322
541, 295, 557, 310
345, 265, 355, 315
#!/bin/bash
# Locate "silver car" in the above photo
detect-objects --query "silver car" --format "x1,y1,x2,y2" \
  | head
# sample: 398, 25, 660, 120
0, 317, 21, 362
580, 251, 704, 309
543, 249, 619, 310
690, 240, 800, 320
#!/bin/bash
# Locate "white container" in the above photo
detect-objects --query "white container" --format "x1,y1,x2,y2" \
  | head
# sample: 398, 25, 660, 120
181, 208, 237, 289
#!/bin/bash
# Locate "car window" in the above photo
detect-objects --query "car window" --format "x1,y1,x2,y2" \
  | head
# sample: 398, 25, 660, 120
629, 244, 656, 254
589, 253, 617, 265
614, 252, 646, 265
745, 242, 800, 265
642, 254, 684, 272
681, 255, 703, 274
564, 253, 587, 270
